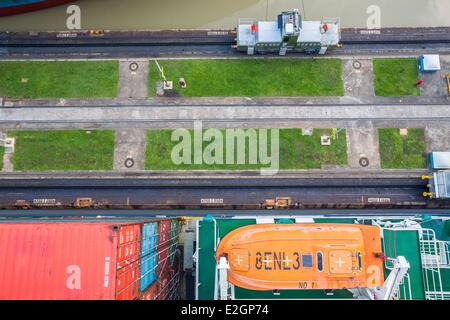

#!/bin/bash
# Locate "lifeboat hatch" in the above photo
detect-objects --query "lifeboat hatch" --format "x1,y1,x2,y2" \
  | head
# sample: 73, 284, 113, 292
231, 249, 250, 271
329, 250, 353, 274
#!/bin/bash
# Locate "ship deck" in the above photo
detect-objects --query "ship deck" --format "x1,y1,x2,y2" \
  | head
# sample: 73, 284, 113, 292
196, 216, 450, 300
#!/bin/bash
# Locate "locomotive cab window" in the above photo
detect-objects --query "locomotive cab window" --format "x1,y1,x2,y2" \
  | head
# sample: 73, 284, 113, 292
317, 252, 323, 272
302, 254, 313, 268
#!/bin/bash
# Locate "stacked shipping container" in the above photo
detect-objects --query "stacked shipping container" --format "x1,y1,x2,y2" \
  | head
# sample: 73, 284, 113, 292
139, 222, 158, 293
156, 219, 173, 300
169, 219, 179, 267
0, 218, 181, 300
139, 218, 181, 300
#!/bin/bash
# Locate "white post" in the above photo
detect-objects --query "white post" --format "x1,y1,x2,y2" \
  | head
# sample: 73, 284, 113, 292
375, 256, 410, 300
154, 60, 166, 81
217, 257, 230, 300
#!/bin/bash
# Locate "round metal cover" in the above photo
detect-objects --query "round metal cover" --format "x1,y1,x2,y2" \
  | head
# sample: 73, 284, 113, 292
129, 62, 139, 71
125, 158, 135, 168
353, 60, 362, 70
359, 157, 369, 167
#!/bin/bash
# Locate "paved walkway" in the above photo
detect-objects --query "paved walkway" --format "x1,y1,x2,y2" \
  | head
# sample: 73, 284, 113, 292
346, 123, 381, 169
2, 104, 450, 130
3, 96, 448, 108
118, 59, 149, 98
114, 60, 149, 170
0, 169, 428, 180
2, 153, 13, 172
342, 58, 375, 98
425, 126, 450, 152
420, 55, 450, 98
0, 131, 13, 172
112, 60, 150, 170
113, 128, 147, 171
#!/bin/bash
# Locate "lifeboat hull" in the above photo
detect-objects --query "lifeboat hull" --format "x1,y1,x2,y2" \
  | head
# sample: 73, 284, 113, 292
216, 223, 384, 291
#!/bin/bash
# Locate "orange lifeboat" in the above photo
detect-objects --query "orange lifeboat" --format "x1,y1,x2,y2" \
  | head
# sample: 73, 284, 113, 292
215, 223, 384, 291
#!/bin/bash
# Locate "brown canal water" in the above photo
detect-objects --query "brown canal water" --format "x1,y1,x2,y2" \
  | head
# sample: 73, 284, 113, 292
0, 0, 449, 31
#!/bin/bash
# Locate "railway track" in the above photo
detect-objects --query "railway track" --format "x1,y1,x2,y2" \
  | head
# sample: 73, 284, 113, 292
0, 177, 443, 210
2, 28, 450, 46
1, 27, 450, 58
2, 208, 450, 218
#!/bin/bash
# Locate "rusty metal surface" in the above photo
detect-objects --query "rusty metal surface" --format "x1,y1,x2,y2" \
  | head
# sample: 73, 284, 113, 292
0, 178, 434, 209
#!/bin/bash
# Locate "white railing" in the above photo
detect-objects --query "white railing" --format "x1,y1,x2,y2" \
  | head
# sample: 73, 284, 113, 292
419, 229, 446, 300
438, 241, 450, 266
426, 292, 450, 300
395, 273, 412, 300
380, 224, 450, 300
383, 256, 412, 300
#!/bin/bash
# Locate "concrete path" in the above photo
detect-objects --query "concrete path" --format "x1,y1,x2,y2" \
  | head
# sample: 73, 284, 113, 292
346, 123, 381, 169
2, 104, 450, 130
3, 96, 448, 108
0, 169, 428, 180
342, 58, 375, 98
113, 128, 147, 171
425, 126, 450, 152
420, 55, 450, 97
114, 60, 149, 170
420, 70, 446, 98
0, 131, 13, 172
2, 153, 13, 172
117, 60, 149, 98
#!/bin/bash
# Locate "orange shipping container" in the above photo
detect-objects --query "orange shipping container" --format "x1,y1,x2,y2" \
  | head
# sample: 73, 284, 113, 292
0, 221, 144, 300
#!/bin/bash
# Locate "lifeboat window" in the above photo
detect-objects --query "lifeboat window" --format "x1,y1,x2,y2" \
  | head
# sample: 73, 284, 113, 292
317, 252, 323, 272
357, 252, 362, 271
302, 254, 313, 268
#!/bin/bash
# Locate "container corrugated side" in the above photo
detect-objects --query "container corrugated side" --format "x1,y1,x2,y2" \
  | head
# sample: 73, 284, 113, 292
116, 259, 140, 300
158, 220, 172, 251
139, 282, 159, 300
0, 221, 143, 300
139, 222, 159, 292
157, 245, 170, 275
142, 222, 158, 257
169, 219, 179, 266
140, 251, 158, 292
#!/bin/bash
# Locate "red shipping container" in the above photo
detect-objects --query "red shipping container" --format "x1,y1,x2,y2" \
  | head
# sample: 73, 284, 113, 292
171, 251, 181, 278
117, 224, 142, 265
139, 282, 158, 300
115, 260, 140, 300
0, 221, 143, 300
157, 246, 170, 275
157, 270, 171, 300
157, 220, 171, 251
117, 224, 142, 269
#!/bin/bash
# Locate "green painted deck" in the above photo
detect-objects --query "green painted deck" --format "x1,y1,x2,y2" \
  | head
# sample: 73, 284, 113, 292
382, 229, 425, 300
421, 219, 450, 241
196, 218, 357, 300
196, 217, 450, 300
197, 219, 256, 300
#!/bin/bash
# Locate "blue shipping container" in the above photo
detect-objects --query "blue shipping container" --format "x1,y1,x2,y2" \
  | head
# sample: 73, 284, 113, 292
140, 222, 159, 292
142, 222, 158, 256
140, 251, 158, 292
